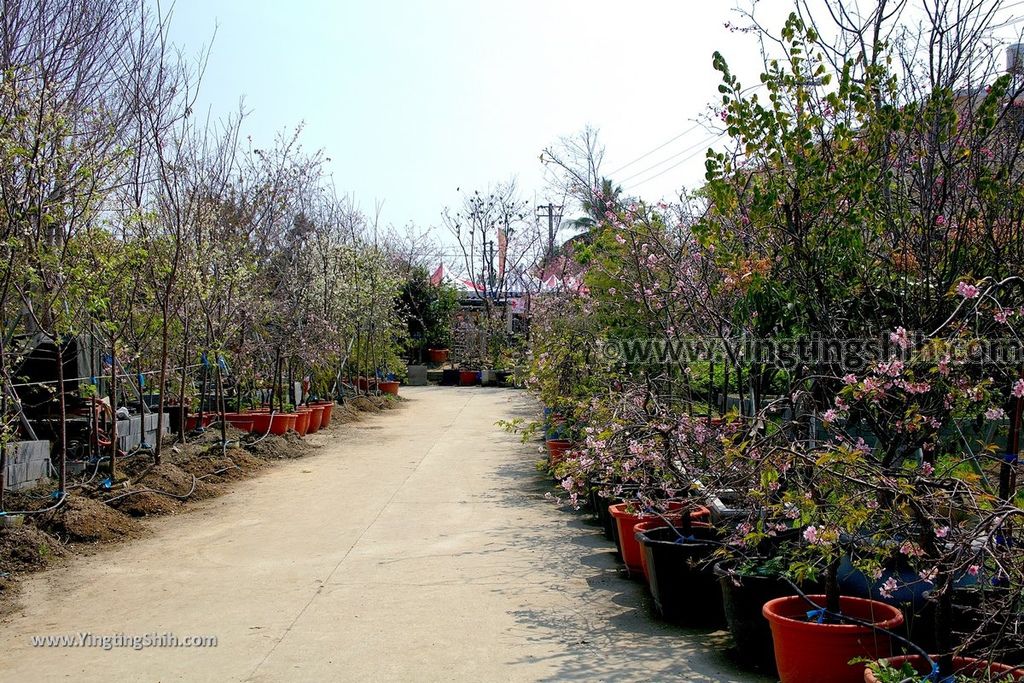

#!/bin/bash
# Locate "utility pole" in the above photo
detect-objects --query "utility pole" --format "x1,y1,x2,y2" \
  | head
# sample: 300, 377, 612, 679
536, 203, 564, 262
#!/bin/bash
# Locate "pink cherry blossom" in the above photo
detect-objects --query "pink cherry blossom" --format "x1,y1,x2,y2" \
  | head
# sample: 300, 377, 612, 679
803, 526, 818, 544
957, 281, 979, 299
890, 327, 911, 350
1013, 379, 1024, 399
985, 407, 1006, 420
879, 576, 899, 599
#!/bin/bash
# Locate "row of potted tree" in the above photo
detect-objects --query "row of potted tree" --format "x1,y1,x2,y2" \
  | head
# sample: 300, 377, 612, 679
521, 5, 1024, 682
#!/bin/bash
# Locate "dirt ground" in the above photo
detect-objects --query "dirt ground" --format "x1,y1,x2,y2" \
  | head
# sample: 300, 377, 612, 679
0, 394, 402, 618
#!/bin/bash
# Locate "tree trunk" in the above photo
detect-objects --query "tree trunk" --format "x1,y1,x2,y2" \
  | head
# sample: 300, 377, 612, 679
108, 345, 118, 480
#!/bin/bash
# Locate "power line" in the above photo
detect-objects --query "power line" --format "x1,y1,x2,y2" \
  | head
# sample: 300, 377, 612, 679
607, 121, 706, 176
617, 131, 724, 185
623, 132, 726, 190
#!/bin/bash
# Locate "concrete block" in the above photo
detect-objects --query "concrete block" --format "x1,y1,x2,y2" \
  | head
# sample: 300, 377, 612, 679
26, 460, 47, 481
7, 462, 27, 489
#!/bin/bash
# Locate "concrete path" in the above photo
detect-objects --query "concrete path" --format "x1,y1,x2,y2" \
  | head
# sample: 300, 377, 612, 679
0, 387, 768, 682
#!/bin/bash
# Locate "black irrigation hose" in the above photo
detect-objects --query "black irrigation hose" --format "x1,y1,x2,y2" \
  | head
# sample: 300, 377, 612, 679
102, 474, 198, 505
778, 577, 938, 680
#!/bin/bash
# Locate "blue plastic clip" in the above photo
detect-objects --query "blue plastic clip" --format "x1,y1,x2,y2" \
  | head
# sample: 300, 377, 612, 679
50, 490, 64, 499
138, 373, 145, 389
806, 608, 826, 623
201, 352, 211, 368
1004, 452, 1018, 464
100, 478, 112, 490
90, 375, 97, 386
217, 355, 228, 372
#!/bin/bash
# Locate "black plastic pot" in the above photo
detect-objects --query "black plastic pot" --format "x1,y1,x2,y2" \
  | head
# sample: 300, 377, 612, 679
637, 525, 724, 627
440, 369, 459, 386
715, 561, 811, 674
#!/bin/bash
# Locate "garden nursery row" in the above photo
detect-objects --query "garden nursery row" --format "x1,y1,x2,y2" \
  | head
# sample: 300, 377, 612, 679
508, 9, 1024, 683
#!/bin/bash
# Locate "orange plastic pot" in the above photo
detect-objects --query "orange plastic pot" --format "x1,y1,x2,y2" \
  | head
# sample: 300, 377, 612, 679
459, 370, 478, 386
546, 439, 573, 466
426, 348, 449, 363
378, 381, 399, 396
306, 405, 324, 432
864, 655, 1023, 682
316, 402, 334, 426
763, 594, 904, 683
293, 410, 310, 436
609, 502, 711, 577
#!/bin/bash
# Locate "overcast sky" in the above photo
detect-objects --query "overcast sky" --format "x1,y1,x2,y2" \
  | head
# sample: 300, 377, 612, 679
168, 1, 1024, 236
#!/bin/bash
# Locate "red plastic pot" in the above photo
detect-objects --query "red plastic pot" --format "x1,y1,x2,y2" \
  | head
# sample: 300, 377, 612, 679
864, 655, 1023, 682
546, 439, 573, 466
609, 502, 711, 577
306, 404, 324, 432
426, 348, 449, 363
459, 370, 478, 386
316, 402, 334, 427
293, 410, 310, 436
222, 413, 254, 432
184, 414, 216, 430
378, 380, 400, 396
247, 412, 295, 436
763, 594, 904, 683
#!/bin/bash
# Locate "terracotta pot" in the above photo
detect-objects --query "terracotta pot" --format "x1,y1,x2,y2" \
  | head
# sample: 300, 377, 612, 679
378, 380, 400, 396
459, 370, 478, 386
546, 439, 573, 466
306, 404, 324, 432
864, 655, 1024, 682
316, 402, 334, 426
292, 410, 310, 436
426, 348, 449, 363
763, 594, 904, 683
609, 502, 711, 577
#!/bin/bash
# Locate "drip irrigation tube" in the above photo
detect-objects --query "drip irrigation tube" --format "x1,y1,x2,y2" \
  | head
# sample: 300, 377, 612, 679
247, 411, 278, 445
0, 491, 67, 516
